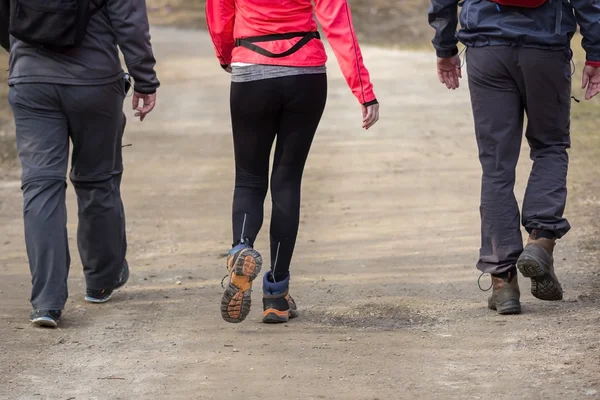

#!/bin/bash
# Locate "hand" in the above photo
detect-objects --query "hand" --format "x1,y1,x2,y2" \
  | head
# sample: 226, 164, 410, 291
225, 65, 232, 73
437, 55, 462, 90
582, 65, 600, 100
362, 103, 380, 130
132, 91, 157, 122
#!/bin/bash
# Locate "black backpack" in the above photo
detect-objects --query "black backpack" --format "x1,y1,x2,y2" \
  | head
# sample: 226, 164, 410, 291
6, 0, 103, 51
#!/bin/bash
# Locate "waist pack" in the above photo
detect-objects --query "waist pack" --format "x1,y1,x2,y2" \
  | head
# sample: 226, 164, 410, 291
234, 31, 320, 58
489, 0, 548, 7
7, 0, 103, 51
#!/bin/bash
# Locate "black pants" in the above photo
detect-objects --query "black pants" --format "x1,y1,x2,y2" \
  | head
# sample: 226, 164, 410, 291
230, 73, 327, 280
466, 46, 572, 275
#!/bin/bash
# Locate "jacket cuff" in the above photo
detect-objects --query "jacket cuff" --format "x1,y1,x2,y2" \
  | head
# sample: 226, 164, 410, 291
585, 60, 600, 67
221, 64, 229, 70
133, 86, 158, 95
363, 99, 378, 107
435, 47, 459, 58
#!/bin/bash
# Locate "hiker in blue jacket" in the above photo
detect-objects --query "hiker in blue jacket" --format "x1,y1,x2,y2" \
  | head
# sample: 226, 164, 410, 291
1, 0, 160, 327
429, 0, 600, 314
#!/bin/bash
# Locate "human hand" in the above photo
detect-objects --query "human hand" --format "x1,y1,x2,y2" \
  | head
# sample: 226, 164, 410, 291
362, 103, 380, 130
437, 55, 462, 90
132, 92, 157, 122
582, 65, 600, 100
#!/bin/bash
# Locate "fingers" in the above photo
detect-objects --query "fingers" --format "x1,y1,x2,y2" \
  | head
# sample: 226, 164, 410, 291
586, 82, 600, 100
441, 70, 460, 90
582, 71, 589, 89
134, 93, 157, 121
362, 105, 368, 121
132, 93, 140, 111
362, 105, 380, 130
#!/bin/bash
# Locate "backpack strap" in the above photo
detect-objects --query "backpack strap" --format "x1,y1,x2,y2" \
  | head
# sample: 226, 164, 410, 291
234, 31, 320, 59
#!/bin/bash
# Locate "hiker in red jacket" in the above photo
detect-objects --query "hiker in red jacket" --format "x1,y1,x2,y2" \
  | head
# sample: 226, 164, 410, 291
207, 0, 379, 324
429, 0, 600, 314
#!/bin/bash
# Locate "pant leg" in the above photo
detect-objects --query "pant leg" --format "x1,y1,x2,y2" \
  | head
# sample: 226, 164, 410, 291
230, 79, 280, 246
466, 47, 525, 275
270, 74, 327, 280
519, 48, 572, 238
58, 81, 128, 291
8, 84, 71, 310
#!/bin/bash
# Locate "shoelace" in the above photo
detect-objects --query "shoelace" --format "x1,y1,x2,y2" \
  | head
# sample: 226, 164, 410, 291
477, 272, 493, 292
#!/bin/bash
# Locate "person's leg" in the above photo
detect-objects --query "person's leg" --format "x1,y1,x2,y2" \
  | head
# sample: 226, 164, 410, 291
58, 81, 129, 301
263, 73, 327, 323
230, 80, 279, 246
515, 47, 572, 301
466, 47, 524, 314
269, 73, 327, 281
9, 84, 70, 322
221, 78, 280, 323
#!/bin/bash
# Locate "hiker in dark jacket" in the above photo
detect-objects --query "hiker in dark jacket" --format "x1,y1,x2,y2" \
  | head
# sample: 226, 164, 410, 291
1, 0, 160, 327
428, 0, 600, 314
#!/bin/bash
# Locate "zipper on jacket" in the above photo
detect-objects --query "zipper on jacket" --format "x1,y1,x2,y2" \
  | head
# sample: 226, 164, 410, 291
554, 0, 562, 35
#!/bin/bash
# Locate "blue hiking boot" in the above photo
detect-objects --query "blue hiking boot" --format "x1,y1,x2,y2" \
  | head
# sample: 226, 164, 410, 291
262, 272, 299, 324
85, 263, 130, 304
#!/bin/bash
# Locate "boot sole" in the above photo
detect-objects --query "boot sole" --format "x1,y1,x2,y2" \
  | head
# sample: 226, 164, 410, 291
517, 257, 563, 301
220, 249, 262, 323
488, 299, 522, 315
30, 317, 58, 328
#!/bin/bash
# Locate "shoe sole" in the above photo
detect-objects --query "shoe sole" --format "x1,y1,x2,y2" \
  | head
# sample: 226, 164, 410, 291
263, 308, 291, 323
84, 265, 129, 304
221, 249, 262, 323
488, 299, 522, 315
84, 293, 113, 304
30, 317, 58, 328
517, 257, 563, 301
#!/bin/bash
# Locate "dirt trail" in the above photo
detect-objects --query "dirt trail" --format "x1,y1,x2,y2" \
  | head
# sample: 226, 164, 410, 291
1, 28, 600, 400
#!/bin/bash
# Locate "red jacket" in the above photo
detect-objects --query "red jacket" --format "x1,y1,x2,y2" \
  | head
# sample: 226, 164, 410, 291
205, 0, 377, 105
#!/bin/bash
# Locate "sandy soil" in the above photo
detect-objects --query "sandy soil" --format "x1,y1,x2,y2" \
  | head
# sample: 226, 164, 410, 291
1, 27, 600, 400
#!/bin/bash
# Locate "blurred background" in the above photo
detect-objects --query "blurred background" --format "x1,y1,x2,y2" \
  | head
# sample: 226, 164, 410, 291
1, 0, 598, 227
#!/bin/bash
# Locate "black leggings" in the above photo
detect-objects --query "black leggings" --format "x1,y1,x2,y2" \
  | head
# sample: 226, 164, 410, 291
230, 73, 327, 281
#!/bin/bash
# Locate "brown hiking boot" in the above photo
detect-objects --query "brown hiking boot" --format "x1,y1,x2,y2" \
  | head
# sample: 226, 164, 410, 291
488, 269, 522, 315
516, 236, 563, 301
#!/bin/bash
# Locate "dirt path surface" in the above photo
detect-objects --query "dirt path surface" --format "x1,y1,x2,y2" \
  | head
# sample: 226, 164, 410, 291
1, 28, 600, 400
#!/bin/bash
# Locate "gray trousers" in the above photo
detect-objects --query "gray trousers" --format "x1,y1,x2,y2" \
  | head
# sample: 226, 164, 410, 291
9, 81, 129, 311
467, 46, 572, 275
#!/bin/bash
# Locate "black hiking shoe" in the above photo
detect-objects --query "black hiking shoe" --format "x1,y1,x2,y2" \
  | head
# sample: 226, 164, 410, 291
517, 237, 563, 301
487, 268, 521, 315
30, 309, 62, 328
262, 272, 299, 323
85, 263, 130, 304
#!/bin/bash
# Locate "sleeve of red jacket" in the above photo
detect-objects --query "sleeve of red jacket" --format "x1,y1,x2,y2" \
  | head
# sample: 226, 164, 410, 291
314, 0, 377, 105
205, 0, 236, 67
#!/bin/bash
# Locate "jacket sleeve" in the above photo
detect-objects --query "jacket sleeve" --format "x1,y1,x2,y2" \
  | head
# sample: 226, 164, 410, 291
571, 0, 600, 64
428, 0, 459, 58
205, 0, 235, 67
314, 0, 377, 106
106, 0, 160, 94
0, 0, 10, 52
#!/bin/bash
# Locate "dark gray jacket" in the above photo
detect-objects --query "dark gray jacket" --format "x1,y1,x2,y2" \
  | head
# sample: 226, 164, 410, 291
2, 0, 159, 94
428, 0, 600, 62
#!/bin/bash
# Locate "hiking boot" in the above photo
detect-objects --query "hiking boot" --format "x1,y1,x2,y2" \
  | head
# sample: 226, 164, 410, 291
488, 268, 521, 315
516, 237, 563, 301
220, 243, 262, 323
262, 272, 299, 323
30, 309, 62, 328
85, 263, 130, 304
